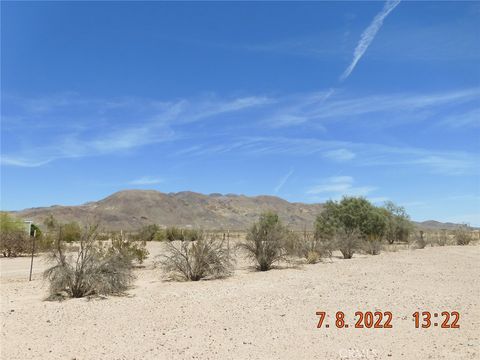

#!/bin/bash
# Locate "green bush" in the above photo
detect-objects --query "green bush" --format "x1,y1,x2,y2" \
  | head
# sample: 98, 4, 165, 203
62, 222, 82, 243
138, 224, 161, 242
183, 228, 203, 241
165, 227, 184, 241
237, 212, 291, 271
383, 201, 414, 244
315, 197, 388, 258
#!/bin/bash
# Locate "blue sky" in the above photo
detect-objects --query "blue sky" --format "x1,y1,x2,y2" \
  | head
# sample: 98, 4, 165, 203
1, 1, 479, 225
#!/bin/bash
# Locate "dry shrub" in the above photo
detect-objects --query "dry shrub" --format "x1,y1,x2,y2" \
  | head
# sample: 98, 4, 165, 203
163, 227, 203, 241
159, 234, 233, 281
238, 212, 291, 271
0, 213, 29, 257
43, 224, 135, 299
110, 231, 149, 264
455, 224, 473, 245
414, 231, 427, 249
0, 231, 28, 257
363, 239, 383, 255
137, 224, 162, 242
306, 250, 320, 264
436, 230, 448, 246
335, 228, 362, 259
298, 232, 332, 264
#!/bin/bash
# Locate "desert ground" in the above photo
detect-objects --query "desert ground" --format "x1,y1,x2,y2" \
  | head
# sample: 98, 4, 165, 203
1, 243, 479, 360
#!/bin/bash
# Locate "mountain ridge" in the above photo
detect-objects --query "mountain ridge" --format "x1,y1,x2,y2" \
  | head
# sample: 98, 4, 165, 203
9, 190, 467, 231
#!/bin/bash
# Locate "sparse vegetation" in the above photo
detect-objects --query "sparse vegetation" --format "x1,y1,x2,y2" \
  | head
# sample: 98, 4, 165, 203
335, 227, 362, 259
110, 231, 149, 264
159, 234, 233, 281
383, 201, 414, 244
137, 224, 162, 242
454, 224, 473, 245
436, 230, 448, 246
300, 226, 333, 264
62, 222, 82, 243
43, 224, 135, 299
362, 238, 383, 256
414, 230, 427, 249
164, 227, 203, 241
0, 213, 29, 257
238, 212, 292, 271
362, 207, 387, 255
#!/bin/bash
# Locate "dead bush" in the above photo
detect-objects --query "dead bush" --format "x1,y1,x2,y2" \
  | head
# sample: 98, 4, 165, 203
43, 224, 135, 299
0, 213, 29, 257
362, 239, 383, 255
1, 231, 28, 257
159, 234, 233, 281
455, 224, 473, 245
436, 230, 448, 246
335, 228, 362, 259
298, 231, 332, 264
414, 231, 427, 249
237, 212, 291, 271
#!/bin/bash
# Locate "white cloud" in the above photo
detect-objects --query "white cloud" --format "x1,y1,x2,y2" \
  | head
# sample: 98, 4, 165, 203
340, 0, 401, 81
128, 176, 164, 185
323, 148, 356, 161
307, 176, 376, 199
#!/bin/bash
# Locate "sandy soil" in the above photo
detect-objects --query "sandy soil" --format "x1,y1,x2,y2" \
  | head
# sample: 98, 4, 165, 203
1, 244, 479, 360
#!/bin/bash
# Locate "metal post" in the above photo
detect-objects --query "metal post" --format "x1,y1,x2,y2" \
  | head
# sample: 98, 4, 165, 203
227, 230, 230, 258
29, 229, 36, 281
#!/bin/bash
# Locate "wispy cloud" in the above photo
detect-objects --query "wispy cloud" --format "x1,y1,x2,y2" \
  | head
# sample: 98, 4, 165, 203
3, 88, 478, 175
176, 136, 477, 176
340, 0, 401, 81
260, 88, 480, 129
438, 108, 480, 128
323, 148, 356, 161
128, 176, 164, 185
1, 93, 270, 167
307, 176, 376, 199
274, 169, 294, 193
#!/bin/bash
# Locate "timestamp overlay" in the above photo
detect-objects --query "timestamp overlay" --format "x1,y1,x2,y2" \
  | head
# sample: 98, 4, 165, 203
303, 249, 479, 360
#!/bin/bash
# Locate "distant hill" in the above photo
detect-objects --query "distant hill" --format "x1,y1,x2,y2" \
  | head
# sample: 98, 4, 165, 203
10, 190, 470, 231
11, 190, 324, 231
414, 220, 466, 231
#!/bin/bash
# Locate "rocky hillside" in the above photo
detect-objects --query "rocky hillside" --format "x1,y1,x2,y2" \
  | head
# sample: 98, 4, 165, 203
12, 190, 324, 230
11, 190, 471, 231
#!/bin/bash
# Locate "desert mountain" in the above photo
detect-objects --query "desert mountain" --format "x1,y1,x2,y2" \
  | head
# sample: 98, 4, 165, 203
11, 190, 469, 231
12, 190, 324, 231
